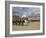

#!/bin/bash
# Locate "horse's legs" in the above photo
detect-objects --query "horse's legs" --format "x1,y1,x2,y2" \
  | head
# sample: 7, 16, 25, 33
13, 21, 15, 25
16, 23, 17, 25
13, 23, 14, 25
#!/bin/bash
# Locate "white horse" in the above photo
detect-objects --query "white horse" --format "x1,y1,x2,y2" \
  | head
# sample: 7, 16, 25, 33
24, 18, 32, 25
24, 20, 28, 25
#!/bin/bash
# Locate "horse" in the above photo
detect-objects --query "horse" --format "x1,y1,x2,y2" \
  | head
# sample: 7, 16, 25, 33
13, 19, 25, 25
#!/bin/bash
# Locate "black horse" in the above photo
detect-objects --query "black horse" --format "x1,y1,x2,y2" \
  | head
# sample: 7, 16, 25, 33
13, 19, 25, 25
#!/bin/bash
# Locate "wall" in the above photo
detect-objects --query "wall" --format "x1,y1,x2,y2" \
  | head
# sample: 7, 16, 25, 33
0, 0, 46, 38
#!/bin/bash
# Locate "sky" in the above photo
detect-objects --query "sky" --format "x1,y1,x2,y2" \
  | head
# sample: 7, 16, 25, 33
12, 7, 40, 16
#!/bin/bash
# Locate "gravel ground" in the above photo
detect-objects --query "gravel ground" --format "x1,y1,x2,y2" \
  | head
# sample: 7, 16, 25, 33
12, 22, 40, 31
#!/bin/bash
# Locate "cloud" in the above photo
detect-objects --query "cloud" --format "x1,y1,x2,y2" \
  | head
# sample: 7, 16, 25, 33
12, 7, 40, 16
